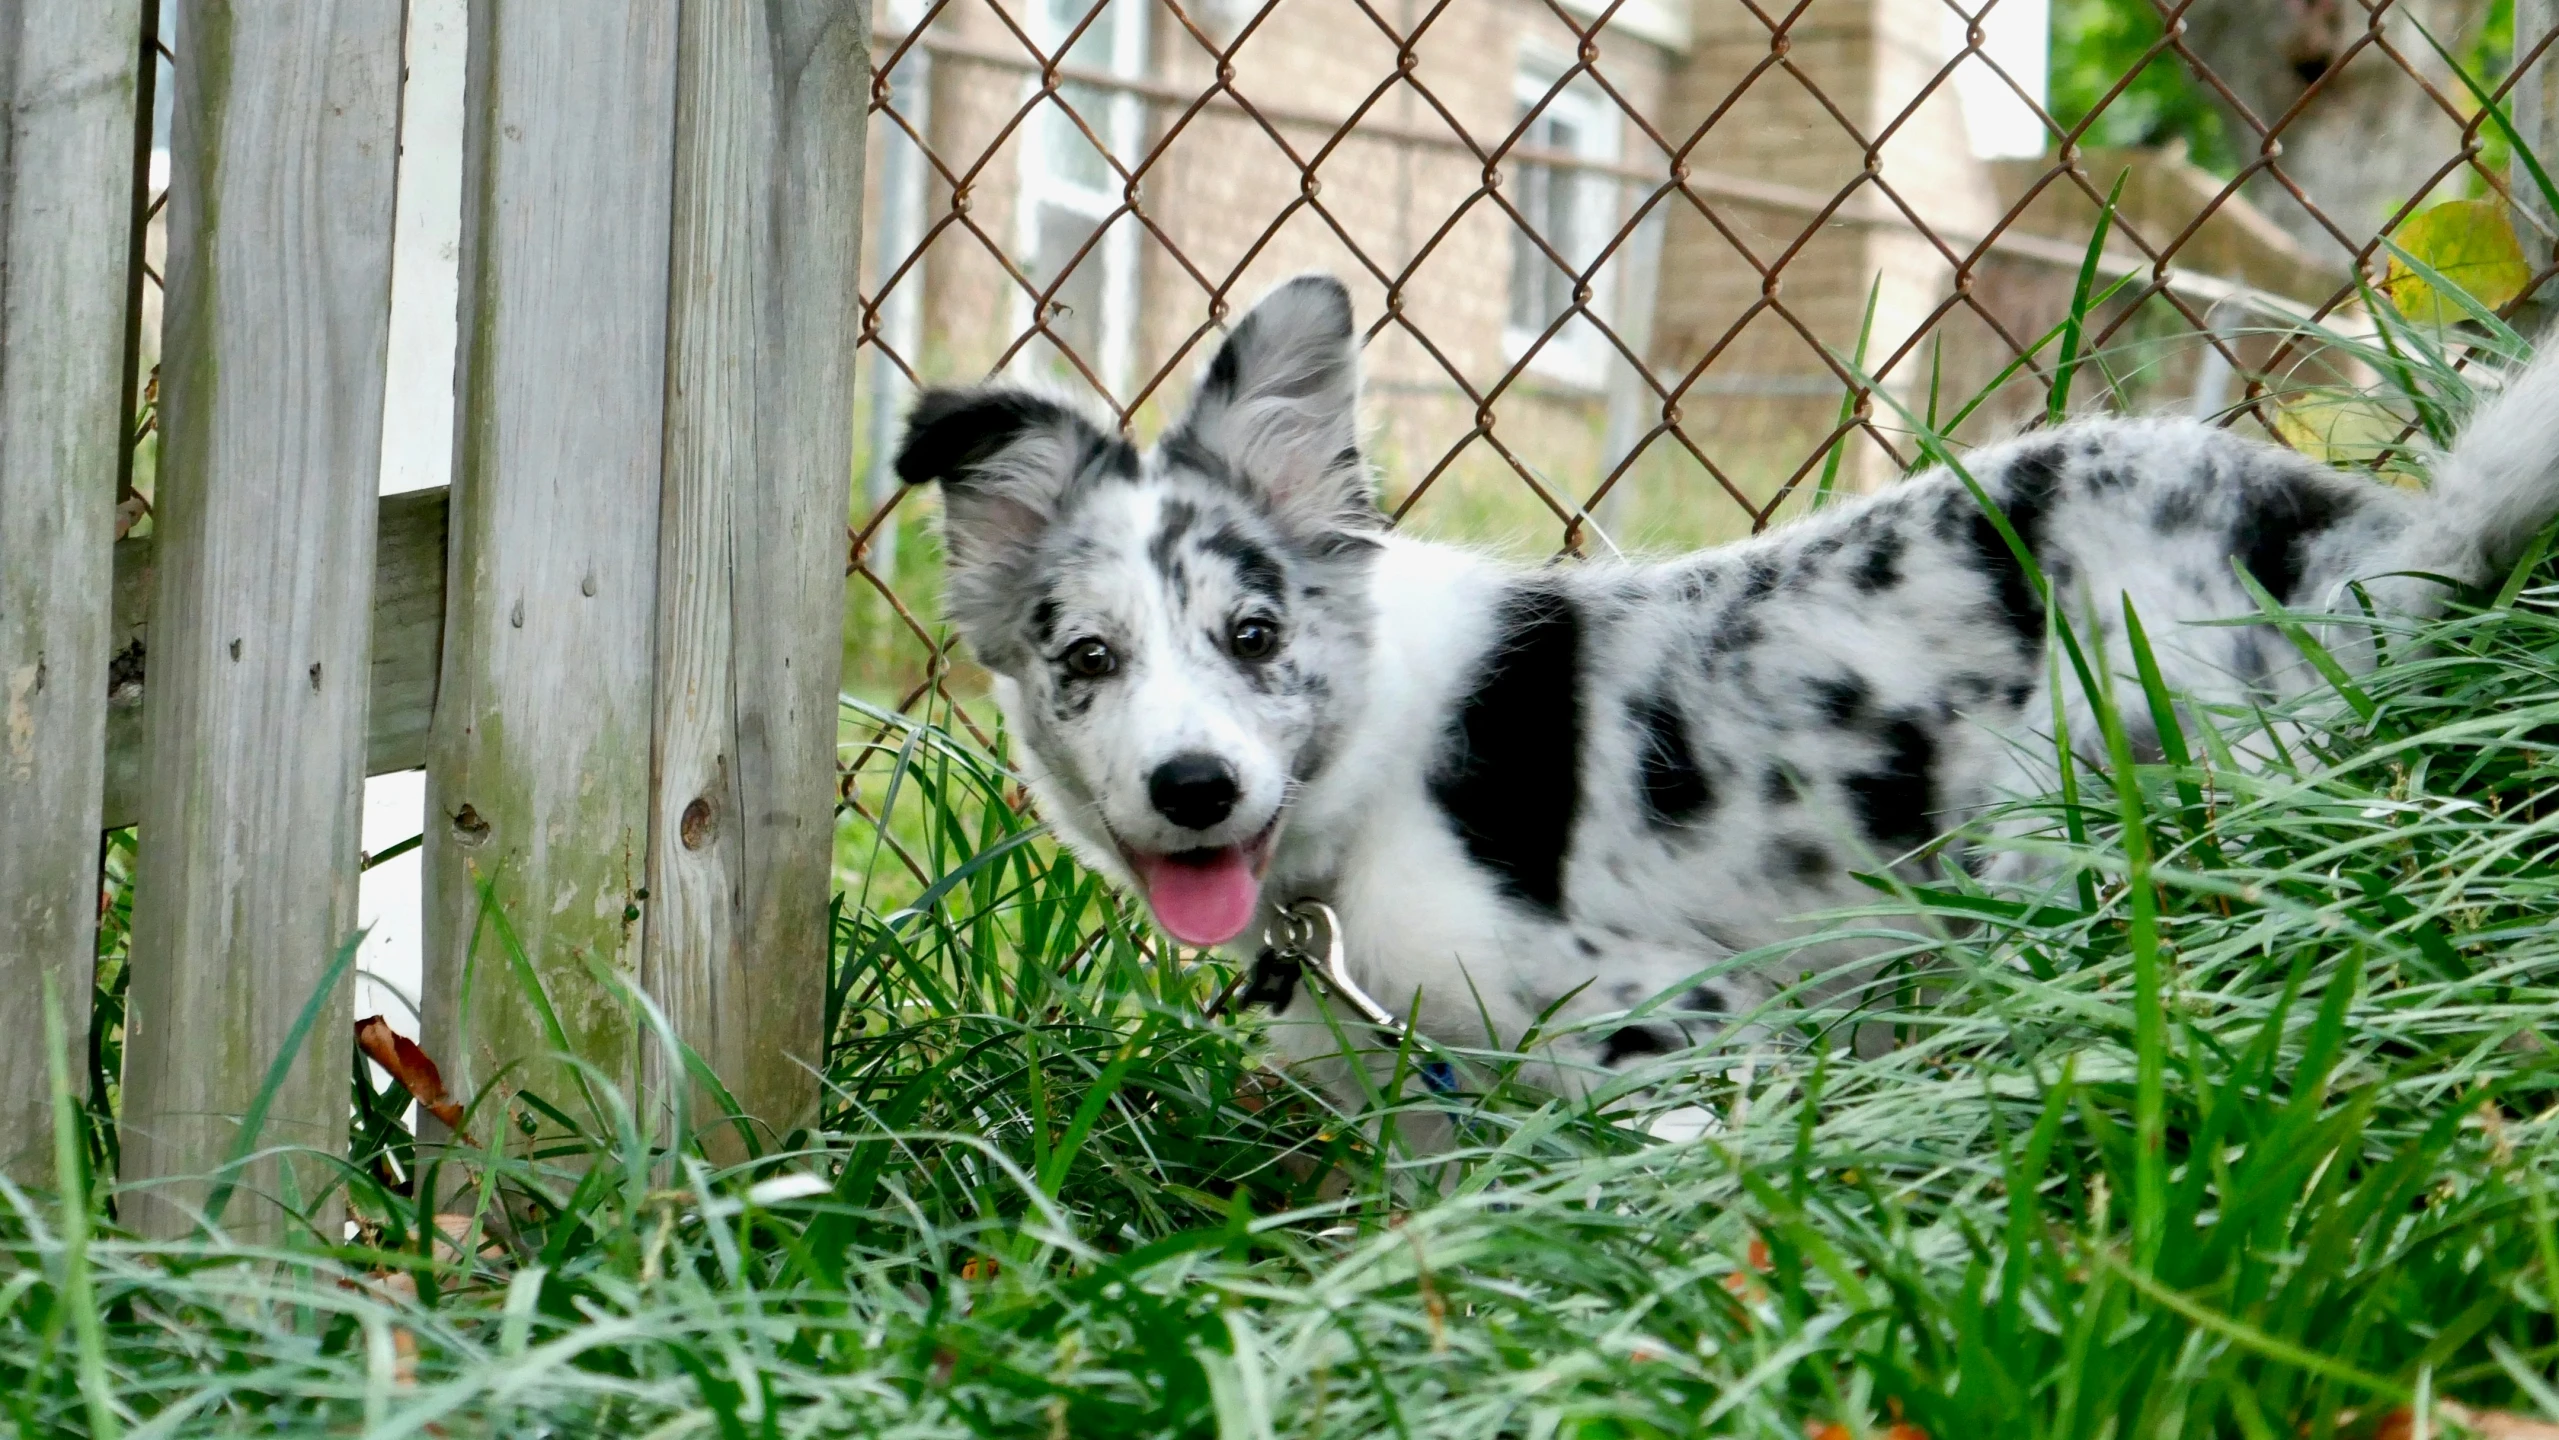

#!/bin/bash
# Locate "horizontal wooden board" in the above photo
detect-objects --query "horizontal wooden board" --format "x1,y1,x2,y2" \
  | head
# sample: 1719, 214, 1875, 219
100, 484, 446, 830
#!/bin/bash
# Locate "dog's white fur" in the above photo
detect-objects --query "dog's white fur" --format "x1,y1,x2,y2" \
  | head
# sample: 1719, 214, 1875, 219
898, 275, 2559, 1104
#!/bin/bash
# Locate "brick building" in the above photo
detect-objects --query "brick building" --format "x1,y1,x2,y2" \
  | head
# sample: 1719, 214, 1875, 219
858, 0, 2334, 556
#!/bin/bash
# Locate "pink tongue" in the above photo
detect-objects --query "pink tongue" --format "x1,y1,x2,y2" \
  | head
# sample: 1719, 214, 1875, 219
1132, 847, 1260, 946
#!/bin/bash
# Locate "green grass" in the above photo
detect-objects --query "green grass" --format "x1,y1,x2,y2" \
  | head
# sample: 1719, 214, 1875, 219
14, 545, 2559, 1435
18, 221, 2559, 1440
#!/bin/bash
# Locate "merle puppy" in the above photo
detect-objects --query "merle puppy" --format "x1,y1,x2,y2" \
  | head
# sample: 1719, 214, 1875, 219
896, 275, 2559, 1097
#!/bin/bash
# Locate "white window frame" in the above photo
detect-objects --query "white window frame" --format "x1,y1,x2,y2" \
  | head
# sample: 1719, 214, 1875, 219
1504, 59, 1623, 391
1013, 0, 1147, 397
861, 0, 937, 571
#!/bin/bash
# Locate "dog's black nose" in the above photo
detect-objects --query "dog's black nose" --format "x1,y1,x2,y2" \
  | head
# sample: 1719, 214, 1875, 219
1149, 753, 1239, 831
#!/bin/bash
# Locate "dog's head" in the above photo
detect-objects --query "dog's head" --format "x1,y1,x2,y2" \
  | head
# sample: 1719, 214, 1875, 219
895, 275, 1380, 946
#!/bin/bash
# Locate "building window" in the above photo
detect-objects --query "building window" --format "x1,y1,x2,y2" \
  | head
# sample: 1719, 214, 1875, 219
1506, 63, 1621, 390
1016, 0, 1146, 396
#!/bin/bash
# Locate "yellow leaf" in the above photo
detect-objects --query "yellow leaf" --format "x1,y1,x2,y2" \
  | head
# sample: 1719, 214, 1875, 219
2384, 198, 2531, 326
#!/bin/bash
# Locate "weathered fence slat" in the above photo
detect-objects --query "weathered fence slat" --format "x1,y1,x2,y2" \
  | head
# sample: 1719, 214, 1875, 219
0, 0, 148, 1179
646, 2, 867, 1147
425, 5, 681, 1136
120, 0, 404, 1238
101, 487, 447, 830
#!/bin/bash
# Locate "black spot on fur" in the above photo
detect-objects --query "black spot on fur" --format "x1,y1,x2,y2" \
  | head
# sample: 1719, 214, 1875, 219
1811, 674, 1871, 727
1086, 437, 1140, 484
1237, 652, 1280, 695
1775, 838, 1834, 882
1575, 935, 1600, 958
1148, 499, 1199, 578
1237, 946, 1301, 1011
2232, 465, 2355, 604
1680, 986, 1729, 1016
1739, 556, 1781, 602
1711, 615, 1763, 660
895, 387, 1091, 489
1762, 766, 1800, 805
2125, 723, 2168, 765
1029, 597, 1060, 645
1854, 531, 1904, 593
1200, 327, 1244, 400
1844, 713, 1938, 855
1305, 529, 1383, 560
1675, 566, 1722, 605
1932, 491, 1968, 542
2151, 480, 2205, 532
1632, 692, 1714, 829
1963, 442, 2065, 651
1600, 1025, 1674, 1066
2003, 680, 2035, 709
2234, 630, 2273, 686
1201, 524, 1284, 600
1159, 429, 1242, 491
1431, 586, 1581, 913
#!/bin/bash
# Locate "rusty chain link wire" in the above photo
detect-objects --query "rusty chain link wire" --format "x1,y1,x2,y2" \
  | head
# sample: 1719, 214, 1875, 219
91, 2, 2557, 866
324, 0, 2543, 800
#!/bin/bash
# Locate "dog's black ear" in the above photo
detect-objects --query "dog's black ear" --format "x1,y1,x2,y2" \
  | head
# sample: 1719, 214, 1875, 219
1167, 274, 1377, 540
895, 385, 1117, 567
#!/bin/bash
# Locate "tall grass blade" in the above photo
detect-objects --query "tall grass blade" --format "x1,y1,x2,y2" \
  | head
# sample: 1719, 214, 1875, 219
46, 981, 119, 1440
1813, 281, 1882, 511
2050, 169, 2130, 426
200, 929, 365, 1232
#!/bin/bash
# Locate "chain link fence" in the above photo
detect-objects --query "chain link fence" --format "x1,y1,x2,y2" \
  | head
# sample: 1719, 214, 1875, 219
840, 0, 2555, 786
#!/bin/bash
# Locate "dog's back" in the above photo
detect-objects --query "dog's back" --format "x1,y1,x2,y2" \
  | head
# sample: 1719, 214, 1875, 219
897, 277, 2559, 1104
1269, 345, 2559, 1090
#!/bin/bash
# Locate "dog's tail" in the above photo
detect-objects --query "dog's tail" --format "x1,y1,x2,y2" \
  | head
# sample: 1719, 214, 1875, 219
2395, 338, 2559, 591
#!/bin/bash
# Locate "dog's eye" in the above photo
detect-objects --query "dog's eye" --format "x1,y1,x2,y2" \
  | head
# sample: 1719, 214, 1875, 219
1062, 638, 1117, 678
1229, 617, 1282, 661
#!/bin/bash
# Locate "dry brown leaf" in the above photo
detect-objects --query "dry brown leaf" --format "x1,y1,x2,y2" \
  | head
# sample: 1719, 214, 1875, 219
1724, 1233, 1774, 1302
1803, 1398, 1928, 1440
356, 1014, 474, 1145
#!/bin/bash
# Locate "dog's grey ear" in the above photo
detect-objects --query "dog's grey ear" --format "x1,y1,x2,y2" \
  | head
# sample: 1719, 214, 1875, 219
1167, 274, 1377, 539
895, 385, 1115, 567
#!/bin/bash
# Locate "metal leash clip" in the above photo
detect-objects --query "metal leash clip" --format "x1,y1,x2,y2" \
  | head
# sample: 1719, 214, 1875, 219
1264, 899, 1405, 1036
1244, 899, 1457, 1095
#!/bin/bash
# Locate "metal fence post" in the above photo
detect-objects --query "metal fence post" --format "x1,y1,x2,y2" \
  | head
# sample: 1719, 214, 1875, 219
119, 0, 405, 1238
0, 0, 148, 1180
646, 0, 869, 1148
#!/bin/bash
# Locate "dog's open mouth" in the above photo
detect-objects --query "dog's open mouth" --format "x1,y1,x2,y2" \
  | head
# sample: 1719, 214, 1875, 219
1122, 822, 1279, 948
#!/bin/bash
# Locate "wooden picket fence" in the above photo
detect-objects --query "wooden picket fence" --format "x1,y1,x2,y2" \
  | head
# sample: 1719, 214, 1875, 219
0, 1, 873, 1236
